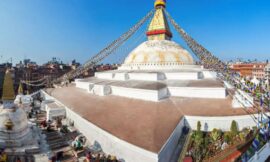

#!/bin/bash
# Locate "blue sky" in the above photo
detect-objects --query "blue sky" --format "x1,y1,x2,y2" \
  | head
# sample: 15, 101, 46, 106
0, 0, 270, 65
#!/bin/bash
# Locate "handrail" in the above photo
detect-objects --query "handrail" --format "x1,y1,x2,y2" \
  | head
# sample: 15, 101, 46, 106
248, 141, 270, 162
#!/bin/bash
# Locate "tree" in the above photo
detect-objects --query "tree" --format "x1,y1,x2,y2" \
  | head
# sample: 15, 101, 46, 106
224, 132, 231, 144
192, 121, 203, 161
202, 135, 210, 158
197, 121, 201, 132
210, 128, 222, 143
230, 120, 238, 137
194, 132, 204, 161
194, 132, 203, 146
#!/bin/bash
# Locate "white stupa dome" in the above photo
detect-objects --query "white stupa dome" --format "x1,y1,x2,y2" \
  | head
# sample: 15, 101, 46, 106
124, 40, 194, 65
119, 40, 195, 70
0, 108, 29, 132
0, 107, 33, 147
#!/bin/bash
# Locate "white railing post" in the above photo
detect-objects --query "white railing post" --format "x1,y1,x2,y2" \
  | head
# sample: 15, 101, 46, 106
254, 151, 259, 160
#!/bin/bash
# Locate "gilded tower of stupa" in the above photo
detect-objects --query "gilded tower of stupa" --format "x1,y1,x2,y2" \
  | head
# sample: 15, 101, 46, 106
120, 0, 194, 70
147, 0, 172, 40
2, 70, 15, 108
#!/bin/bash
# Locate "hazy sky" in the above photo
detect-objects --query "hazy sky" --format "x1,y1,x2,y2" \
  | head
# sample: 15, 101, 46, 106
0, 0, 270, 65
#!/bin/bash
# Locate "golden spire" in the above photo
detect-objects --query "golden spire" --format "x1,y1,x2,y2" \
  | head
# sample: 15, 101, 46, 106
147, 0, 172, 40
18, 82, 23, 94
2, 69, 15, 101
154, 0, 166, 8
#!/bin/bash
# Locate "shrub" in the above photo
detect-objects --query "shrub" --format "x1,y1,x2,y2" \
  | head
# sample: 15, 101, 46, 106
239, 132, 245, 141
210, 128, 222, 142
230, 120, 238, 137
224, 132, 232, 143
252, 126, 258, 132
194, 131, 203, 147
197, 121, 201, 132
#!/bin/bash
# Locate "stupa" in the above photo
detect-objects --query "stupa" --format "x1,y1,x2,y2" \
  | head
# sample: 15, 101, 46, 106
75, 0, 225, 101
14, 83, 33, 113
0, 70, 39, 150
43, 1, 258, 162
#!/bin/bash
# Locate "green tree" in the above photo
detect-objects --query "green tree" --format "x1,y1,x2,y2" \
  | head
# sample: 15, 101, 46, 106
202, 135, 210, 158
224, 132, 231, 143
194, 132, 203, 146
197, 121, 201, 132
194, 132, 204, 161
230, 120, 238, 137
210, 128, 222, 143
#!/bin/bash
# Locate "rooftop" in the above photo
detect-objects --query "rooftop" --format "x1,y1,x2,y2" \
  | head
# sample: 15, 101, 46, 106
46, 84, 257, 153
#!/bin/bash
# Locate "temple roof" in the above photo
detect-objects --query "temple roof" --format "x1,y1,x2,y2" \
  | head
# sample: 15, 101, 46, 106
2, 70, 15, 101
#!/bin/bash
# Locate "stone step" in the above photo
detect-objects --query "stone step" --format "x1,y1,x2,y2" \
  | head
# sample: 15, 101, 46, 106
50, 142, 69, 151
8, 155, 34, 162
46, 135, 63, 141
47, 138, 67, 144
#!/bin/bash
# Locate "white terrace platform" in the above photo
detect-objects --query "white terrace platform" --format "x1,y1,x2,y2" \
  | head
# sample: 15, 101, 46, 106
75, 68, 227, 102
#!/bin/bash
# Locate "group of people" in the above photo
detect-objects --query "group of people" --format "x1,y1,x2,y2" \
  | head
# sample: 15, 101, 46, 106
85, 151, 119, 162
41, 118, 63, 132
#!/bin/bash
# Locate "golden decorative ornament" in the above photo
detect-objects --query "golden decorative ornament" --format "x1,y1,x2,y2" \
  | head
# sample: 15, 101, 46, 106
154, 0, 166, 8
5, 118, 14, 130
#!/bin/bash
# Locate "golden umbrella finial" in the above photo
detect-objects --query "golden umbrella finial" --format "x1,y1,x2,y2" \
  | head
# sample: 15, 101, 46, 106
5, 118, 14, 130
155, 0, 166, 8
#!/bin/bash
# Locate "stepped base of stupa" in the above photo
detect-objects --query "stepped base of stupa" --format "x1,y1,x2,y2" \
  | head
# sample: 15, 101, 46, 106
75, 68, 226, 102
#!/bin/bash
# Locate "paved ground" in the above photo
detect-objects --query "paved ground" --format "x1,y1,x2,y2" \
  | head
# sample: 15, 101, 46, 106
46, 85, 258, 153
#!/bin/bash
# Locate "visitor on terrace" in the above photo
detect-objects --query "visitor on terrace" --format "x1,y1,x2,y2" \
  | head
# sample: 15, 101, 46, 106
85, 151, 92, 162
99, 154, 106, 162
41, 119, 47, 128
74, 139, 83, 151
106, 155, 118, 162
95, 153, 101, 161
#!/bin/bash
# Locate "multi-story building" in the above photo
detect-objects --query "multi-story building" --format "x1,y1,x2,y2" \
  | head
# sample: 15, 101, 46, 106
231, 63, 267, 79
252, 63, 267, 79
265, 63, 270, 84
231, 63, 254, 77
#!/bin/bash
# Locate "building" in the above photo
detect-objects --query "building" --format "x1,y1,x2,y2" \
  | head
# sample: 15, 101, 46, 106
42, 1, 261, 162
252, 63, 267, 79
265, 63, 270, 85
231, 63, 253, 77
231, 63, 267, 79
